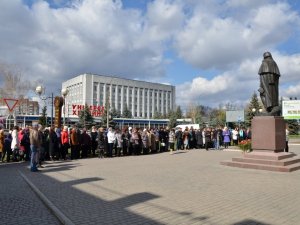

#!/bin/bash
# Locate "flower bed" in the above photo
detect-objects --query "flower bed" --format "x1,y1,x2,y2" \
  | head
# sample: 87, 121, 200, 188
238, 139, 252, 152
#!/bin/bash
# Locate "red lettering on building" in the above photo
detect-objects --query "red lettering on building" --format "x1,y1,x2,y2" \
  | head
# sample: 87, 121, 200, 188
71, 104, 105, 117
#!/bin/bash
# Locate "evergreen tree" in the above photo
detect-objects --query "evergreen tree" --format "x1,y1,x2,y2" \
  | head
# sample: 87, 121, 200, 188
110, 107, 121, 118
175, 106, 183, 118
79, 104, 94, 128
38, 106, 47, 126
122, 104, 132, 118
168, 110, 177, 128
245, 92, 260, 127
161, 113, 168, 119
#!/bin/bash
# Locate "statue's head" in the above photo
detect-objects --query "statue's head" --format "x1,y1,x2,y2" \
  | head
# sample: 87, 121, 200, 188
263, 52, 272, 59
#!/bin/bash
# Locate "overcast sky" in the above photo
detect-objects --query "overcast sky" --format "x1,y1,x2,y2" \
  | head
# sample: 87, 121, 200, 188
1, 0, 300, 109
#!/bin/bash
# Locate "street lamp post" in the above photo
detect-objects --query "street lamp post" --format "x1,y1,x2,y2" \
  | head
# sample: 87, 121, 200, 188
35, 85, 54, 127
61, 88, 69, 126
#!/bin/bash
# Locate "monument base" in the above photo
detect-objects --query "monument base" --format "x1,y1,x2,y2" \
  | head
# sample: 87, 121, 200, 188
221, 116, 300, 172
221, 152, 300, 172
252, 116, 285, 152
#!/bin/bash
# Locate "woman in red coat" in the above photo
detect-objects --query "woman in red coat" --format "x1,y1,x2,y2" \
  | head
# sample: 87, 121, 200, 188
61, 126, 69, 160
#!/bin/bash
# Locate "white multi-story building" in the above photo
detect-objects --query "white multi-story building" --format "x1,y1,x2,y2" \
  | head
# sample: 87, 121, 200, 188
62, 73, 176, 119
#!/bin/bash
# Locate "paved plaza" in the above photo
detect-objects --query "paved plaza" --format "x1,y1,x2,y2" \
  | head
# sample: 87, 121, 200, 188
1, 144, 300, 225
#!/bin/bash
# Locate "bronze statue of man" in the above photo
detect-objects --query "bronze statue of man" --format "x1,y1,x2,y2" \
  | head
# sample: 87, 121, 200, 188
258, 52, 281, 116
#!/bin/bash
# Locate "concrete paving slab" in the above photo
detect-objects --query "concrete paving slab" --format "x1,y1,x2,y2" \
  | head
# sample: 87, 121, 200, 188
2, 144, 300, 225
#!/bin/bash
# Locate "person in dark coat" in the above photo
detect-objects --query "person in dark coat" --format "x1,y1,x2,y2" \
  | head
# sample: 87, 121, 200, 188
246, 127, 252, 140
2, 133, 12, 162
122, 129, 130, 156
175, 128, 183, 150
90, 126, 98, 157
48, 127, 58, 160
195, 129, 203, 149
80, 128, 91, 158
55, 127, 62, 160
189, 127, 196, 149
204, 128, 212, 151
43, 128, 50, 160
158, 127, 166, 152
21, 127, 31, 161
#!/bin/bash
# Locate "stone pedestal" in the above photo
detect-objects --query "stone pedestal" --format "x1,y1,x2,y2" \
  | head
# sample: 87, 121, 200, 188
221, 116, 300, 172
252, 116, 285, 152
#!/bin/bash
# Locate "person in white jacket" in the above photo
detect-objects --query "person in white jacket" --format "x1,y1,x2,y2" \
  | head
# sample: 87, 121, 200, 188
11, 126, 19, 161
107, 127, 116, 157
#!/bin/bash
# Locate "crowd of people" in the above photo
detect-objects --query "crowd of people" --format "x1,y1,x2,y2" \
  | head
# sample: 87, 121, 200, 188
0, 124, 252, 172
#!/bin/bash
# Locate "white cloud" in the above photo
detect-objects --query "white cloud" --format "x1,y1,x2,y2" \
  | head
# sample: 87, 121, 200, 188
0, 0, 300, 109
285, 83, 300, 98
174, 1, 299, 70
176, 51, 300, 108
176, 66, 258, 109
145, 0, 184, 41
0, 0, 173, 88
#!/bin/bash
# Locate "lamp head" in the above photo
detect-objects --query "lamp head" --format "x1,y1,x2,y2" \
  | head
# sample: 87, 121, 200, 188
61, 88, 69, 97
35, 85, 44, 95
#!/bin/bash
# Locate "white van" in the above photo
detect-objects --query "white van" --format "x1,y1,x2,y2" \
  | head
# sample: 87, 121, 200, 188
175, 124, 200, 130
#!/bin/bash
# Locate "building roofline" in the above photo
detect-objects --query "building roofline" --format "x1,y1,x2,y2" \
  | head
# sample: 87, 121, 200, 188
64, 73, 175, 88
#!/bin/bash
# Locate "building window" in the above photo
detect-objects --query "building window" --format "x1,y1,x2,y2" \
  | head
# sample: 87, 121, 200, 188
93, 82, 98, 92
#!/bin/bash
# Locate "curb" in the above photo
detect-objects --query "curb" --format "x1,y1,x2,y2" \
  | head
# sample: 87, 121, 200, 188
18, 170, 75, 225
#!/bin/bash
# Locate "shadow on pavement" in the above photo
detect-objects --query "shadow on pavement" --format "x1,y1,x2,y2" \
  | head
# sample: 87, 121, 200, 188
20, 162, 166, 224
232, 219, 271, 225
65, 177, 104, 186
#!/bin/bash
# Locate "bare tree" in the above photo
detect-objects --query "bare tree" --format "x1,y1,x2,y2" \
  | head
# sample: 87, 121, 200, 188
0, 62, 34, 99
186, 104, 202, 123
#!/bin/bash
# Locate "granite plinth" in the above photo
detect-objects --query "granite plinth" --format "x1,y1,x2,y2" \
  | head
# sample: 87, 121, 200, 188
221, 116, 300, 172
221, 152, 300, 172
252, 116, 285, 152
